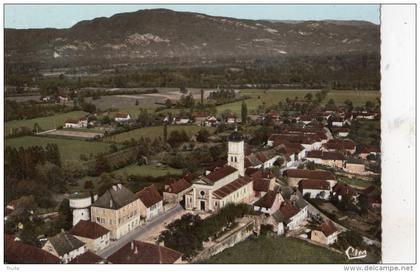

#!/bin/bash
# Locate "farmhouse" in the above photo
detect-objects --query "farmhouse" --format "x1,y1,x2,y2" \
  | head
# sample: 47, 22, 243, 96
310, 220, 339, 245
253, 190, 284, 215
306, 150, 345, 168
90, 184, 141, 240
283, 169, 336, 188
114, 112, 131, 123
69, 220, 110, 252
42, 232, 86, 264
5, 235, 61, 264
107, 241, 183, 264
65, 118, 88, 128
136, 185, 164, 221
298, 179, 331, 200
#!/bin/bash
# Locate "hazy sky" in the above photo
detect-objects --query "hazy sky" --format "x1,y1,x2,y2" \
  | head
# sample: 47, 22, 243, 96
5, 4, 380, 29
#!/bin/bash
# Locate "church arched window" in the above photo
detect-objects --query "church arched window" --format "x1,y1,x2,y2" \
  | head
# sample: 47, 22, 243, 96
235, 157, 237, 162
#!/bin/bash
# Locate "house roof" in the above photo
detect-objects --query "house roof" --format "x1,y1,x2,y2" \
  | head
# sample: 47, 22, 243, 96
65, 118, 79, 124
254, 191, 277, 209
5, 235, 61, 264
284, 169, 335, 180
322, 139, 355, 151
47, 232, 85, 256
307, 150, 345, 160
92, 184, 138, 210
333, 183, 357, 197
136, 185, 163, 208
360, 145, 381, 154
166, 178, 191, 194
68, 251, 103, 264
115, 112, 130, 118
321, 221, 338, 237
107, 241, 182, 264
278, 201, 300, 221
212, 177, 252, 199
298, 179, 330, 190
70, 220, 110, 240
253, 178, 271, 192
204, 165, 238, 183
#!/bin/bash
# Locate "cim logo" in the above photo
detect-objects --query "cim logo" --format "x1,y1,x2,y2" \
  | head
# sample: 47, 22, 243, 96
345, 246, 367, 260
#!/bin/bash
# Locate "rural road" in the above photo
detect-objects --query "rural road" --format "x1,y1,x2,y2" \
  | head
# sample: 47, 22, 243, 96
97, 204, 183, 258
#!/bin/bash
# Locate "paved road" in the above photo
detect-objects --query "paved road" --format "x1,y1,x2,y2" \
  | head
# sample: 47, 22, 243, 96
97, 205, 183, 258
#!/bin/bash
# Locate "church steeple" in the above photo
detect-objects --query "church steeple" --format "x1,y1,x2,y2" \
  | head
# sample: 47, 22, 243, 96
227, 129, 245, 176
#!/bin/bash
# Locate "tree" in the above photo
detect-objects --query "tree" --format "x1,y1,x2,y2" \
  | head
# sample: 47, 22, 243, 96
200, 89, 204, 105
304, 92, 313, 101
84, 180, 94, 190
163, 123, 168, 142
58, 199, 73, 231
95, 154, 111, 176
165, 98, 173, 108
241, 101, 248, 124
344, 99, 354, 112
135, 100, 139, 106
197, 128, 210, 143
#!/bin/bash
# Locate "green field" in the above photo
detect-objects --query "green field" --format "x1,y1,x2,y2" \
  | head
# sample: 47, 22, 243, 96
112, 164, 183, 177
105, 125, 216, 143
5, 111, 88, 135
5, 136, 114, 161
204, 236, 355, 264
216, 89, 380, 116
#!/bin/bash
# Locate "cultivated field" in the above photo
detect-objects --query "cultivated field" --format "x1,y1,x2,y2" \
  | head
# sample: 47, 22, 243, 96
216, 89, 380, 116
5, 136, 114, 161
105, 125, 216, 143
112, 164, 183, 177
41, 129, 104, 139
5, 111, 88, 136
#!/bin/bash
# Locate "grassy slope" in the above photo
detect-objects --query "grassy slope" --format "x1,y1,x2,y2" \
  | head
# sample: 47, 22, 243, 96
5, 111, 88, 135
105, 125, 215, 143
204, 236, 355, 264
5, 136, 113, 161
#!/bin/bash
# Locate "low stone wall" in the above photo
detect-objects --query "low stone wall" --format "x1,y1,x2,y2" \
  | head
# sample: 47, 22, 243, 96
192, 217, 257, 263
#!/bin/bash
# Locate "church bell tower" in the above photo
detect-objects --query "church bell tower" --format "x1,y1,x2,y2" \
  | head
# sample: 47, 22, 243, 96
227, 128, 245, 176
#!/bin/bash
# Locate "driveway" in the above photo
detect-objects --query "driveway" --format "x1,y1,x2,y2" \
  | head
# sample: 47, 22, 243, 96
97, 204, 184, 258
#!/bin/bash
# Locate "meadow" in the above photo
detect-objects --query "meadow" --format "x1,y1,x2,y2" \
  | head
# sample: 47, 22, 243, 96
5, 136, 114, 161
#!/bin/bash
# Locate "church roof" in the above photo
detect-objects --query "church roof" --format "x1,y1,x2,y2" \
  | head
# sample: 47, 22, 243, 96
212, 177, 252, 199
204, 165, 238, 184
228, 130, 243, 142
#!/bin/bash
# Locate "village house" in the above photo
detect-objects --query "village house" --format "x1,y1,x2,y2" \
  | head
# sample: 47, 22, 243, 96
163, 178, 192, 205
205, 115, 218, 126
107, 240, 183, 264
328, 115, 351, 127
274, 143, 306, 167
69, 220, 111, 252
310, 220, 339, 245
194, 113, 208, 125
353, 111, 377, 120
344, 159, 366, 174
321, 139, 356, 154
226, 113, 240, 124
271, 197, 308, 235
359, 145, 381, 159
5, 235, 61, 264
283, 169, 336, 188
185, 131, 254, 212
298, 179, 331, 200
245, 149, 280, 169
42, 232, 86, 264
306, 150, 346, 168
68, 251, 105, 264
114, 112, 131, 123
247, 168, 276, 198
90, 184, 141, 240
65, 118, 88, 128
332, 183, 358, 202
136, 185, 164, 221
253, 190, 284, 215
174, 116, 191, 125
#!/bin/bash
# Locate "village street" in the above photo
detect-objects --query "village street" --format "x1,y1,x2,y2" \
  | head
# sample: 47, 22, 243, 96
97, 204, 184, 258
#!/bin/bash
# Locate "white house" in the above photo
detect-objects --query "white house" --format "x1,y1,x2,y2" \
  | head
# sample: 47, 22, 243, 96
65, 118, 88, 129
69, 220, 110, 252
311, 220, 339, 245
136, 185, 164, 221
114, 112, 131, 123
42, 232, 86, 264
272, 197, 308, 234
174, 117, 190, 125
298, 179, 331, 200
253, 191, 284, 215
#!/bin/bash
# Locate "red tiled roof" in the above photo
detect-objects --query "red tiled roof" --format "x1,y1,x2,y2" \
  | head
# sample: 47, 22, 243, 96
322, 139, 355, 151
212, 177, 251, 199
360, 145, 381, 154
5, 235, 61, 264
333, 183, 356, 197
321, 221, 338, 237
166, 178, 191, 194
136, 185, 163, 208
107, 241, 182, 264
253, 178, 271, 192
70, 220, 110, 240
115, 112, 129, 118
307, 150, 345, 160
68, 251, 103, 264
205, 165, 237, 183
298, 179, 330, 190
279, 201, 300, 220
284, 169, 335, 180
254, 191, 277, 209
